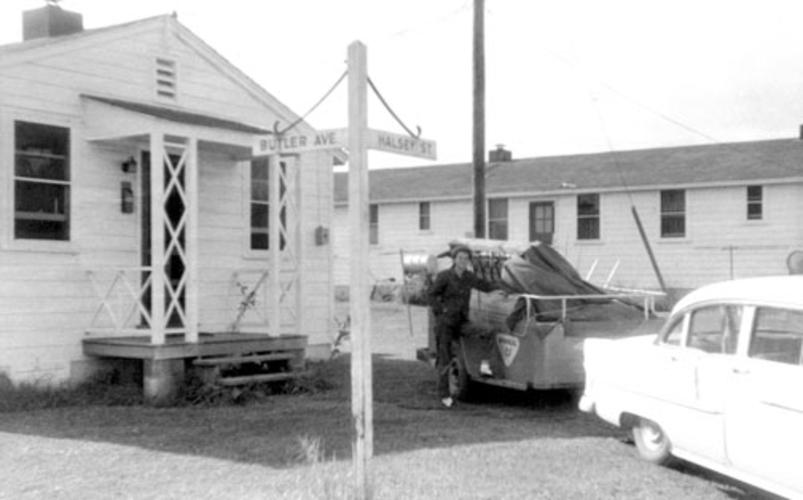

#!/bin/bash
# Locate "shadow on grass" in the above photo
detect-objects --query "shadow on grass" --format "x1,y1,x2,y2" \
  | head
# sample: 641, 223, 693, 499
0, 354, 617, 469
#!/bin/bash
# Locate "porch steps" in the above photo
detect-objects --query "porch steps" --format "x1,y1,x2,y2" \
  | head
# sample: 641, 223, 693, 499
193, 352, 295, 366
217, 371, 309, 387
192, 349, 306, 387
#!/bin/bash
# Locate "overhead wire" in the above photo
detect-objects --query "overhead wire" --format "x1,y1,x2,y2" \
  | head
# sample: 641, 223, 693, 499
366, 76, 421, 138
275, 69, 348, 135
539, 44, 800, 172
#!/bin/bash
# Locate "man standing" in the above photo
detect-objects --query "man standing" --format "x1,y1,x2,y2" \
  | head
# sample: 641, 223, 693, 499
428, 245, 499, 407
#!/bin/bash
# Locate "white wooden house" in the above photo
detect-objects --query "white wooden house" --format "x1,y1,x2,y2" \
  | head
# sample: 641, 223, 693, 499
0, 5, 336, 401
333, 140, 803, 298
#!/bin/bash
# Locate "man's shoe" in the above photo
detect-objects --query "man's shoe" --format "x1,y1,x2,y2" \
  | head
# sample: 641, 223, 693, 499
441, 397, 454, 408
480, 360, 493, 377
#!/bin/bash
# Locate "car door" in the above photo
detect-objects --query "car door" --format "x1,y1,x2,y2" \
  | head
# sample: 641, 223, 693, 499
638, 312, 701, 448
680, 304, 742, 463
726, 306, 803, 494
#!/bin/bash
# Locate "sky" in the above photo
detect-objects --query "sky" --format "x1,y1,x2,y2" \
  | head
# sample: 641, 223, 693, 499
3, 0, 803, 168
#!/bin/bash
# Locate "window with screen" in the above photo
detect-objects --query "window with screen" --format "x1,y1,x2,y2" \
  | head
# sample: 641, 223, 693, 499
577, 193, 600, 240
488, 198, 508, 240
660, 189, 685, 238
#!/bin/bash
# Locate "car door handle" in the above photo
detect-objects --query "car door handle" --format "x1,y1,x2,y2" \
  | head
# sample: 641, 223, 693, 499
731, 367, 750, 375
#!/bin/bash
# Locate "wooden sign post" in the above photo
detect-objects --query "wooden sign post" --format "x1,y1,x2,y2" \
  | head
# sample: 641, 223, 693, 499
347, 40, 372, 497
346, 40, 437, 498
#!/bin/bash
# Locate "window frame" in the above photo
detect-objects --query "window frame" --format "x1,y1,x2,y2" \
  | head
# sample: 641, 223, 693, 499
576, 193, 600, 240
660, 189, 686, 238
4, 113, 76, 252
487, 197, 508, 240
369, 203, 379, 245
418, 201, 431, 231
746, 185, 763, 221
245, 156, 288, 256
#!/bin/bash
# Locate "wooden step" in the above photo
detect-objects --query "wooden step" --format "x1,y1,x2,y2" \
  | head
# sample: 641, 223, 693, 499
193, 352, 297, 367
217, 370, 308, 387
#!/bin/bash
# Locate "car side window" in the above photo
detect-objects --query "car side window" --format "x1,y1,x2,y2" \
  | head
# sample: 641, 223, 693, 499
661, 316, 684, 346
687, 305, 741, 354
749, 307, 803, 366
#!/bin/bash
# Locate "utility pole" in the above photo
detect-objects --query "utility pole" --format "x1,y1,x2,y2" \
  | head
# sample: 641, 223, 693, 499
472, 0, 486, 238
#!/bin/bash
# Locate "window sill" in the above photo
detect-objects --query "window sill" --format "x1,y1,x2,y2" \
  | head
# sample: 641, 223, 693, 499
243, 249, 269, 261
657, 237, 692, 244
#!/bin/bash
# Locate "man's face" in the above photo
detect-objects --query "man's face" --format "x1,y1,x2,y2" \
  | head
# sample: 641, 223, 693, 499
454, 251, 471, 272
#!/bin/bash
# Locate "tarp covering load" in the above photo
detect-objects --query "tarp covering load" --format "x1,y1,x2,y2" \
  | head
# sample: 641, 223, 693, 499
446, 239, 649, 336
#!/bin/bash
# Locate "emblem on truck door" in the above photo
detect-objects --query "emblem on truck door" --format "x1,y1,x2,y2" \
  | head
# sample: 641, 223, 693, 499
496, 334, 520, 367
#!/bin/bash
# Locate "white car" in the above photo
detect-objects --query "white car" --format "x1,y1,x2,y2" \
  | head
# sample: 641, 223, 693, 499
579, 276, 803, 499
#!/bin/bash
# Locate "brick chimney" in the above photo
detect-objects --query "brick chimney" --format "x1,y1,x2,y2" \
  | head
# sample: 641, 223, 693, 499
23, 2, 84, 41
488, 144, 512, 162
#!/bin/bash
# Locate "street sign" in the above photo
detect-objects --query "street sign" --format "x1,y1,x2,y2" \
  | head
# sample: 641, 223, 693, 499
252, 128, 346, 156
367, 128, 437, 160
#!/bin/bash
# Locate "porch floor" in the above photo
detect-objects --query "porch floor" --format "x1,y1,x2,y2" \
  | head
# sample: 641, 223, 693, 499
82, 332, 308, 361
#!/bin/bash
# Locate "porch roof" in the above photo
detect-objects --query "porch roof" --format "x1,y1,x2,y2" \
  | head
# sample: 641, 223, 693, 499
82, 94, 271, 135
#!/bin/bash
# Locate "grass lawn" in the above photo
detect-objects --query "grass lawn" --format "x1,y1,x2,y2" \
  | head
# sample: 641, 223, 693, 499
0, 304, 775, 499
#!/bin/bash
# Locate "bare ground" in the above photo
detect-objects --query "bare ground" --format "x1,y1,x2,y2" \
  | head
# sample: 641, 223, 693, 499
0, 303, 778, 499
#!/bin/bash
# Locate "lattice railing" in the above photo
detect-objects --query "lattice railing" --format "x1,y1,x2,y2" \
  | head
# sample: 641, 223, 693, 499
86, 267, 154, 336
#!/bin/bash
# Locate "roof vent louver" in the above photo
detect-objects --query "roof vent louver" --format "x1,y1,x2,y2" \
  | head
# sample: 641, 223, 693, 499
155, 58, 177, 100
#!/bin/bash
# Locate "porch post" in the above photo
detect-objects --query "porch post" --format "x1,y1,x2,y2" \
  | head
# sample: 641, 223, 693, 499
185, 137, 199, 343
149, 132, 166, 345
269, 153, 281, 337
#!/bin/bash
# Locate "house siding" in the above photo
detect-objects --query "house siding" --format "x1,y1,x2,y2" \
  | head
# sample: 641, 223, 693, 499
333, 182, 803, 297
0, 19, 334, 383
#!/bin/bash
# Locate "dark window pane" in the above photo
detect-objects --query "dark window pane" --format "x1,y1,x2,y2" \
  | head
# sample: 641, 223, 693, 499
15, 121, 69, 157
747, 185, 762, 201
369, 225, 378, 245
489, 220, 508, 240
15, 181, 67, 214
488, 199, 508, 219
370, 204, 379, 223
251, 203, 268, 229
251, 180, 268, 201
747, 203, 762, 220
251, 158, 269, 180
661, 190, 685, 212
661, 215, 685, 237
577, 194, 599, 216
15, 155, 67, 180
578, 219, 599, 240
15, 219, 68, 240
251, 233, 268, 250
419, 202, 430, 230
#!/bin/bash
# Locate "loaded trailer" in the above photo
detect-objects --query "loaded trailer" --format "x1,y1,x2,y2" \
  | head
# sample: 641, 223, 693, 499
414, 239, 664, 400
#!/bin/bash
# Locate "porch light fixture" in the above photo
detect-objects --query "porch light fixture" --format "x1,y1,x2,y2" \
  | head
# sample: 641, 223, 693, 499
121, 181, 134, 213
121, 155, 137, 173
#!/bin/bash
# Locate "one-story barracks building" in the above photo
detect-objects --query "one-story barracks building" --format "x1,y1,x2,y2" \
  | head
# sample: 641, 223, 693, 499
333, 140, 803, 296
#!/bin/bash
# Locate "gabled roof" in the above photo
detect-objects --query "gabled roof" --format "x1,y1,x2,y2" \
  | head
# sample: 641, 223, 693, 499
334, 138, 803, 204
0, 14, 311, 137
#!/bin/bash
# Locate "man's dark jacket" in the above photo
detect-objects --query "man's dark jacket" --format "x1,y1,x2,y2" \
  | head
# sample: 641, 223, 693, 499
429, 267, 497, 324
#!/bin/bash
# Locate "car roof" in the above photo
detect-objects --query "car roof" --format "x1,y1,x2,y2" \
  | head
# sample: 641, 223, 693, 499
673, 275, 803, 314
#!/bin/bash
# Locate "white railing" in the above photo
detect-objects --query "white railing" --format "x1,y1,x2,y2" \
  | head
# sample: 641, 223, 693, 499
519, 290, 664, 321
229, 268, 270, 332
86, 267, 153, 336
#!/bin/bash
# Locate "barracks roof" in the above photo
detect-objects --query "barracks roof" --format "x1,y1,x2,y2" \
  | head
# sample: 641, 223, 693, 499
333, 138, 803, 204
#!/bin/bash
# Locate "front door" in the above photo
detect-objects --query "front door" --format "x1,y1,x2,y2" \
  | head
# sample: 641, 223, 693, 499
529, 201, 554, 244
140, 150, 186, 328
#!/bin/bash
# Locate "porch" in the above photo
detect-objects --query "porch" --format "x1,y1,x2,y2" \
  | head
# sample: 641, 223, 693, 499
78, 95, 307, 404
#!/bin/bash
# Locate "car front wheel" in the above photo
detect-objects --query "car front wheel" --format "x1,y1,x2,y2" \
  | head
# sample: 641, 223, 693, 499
632, 417, 673, 465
